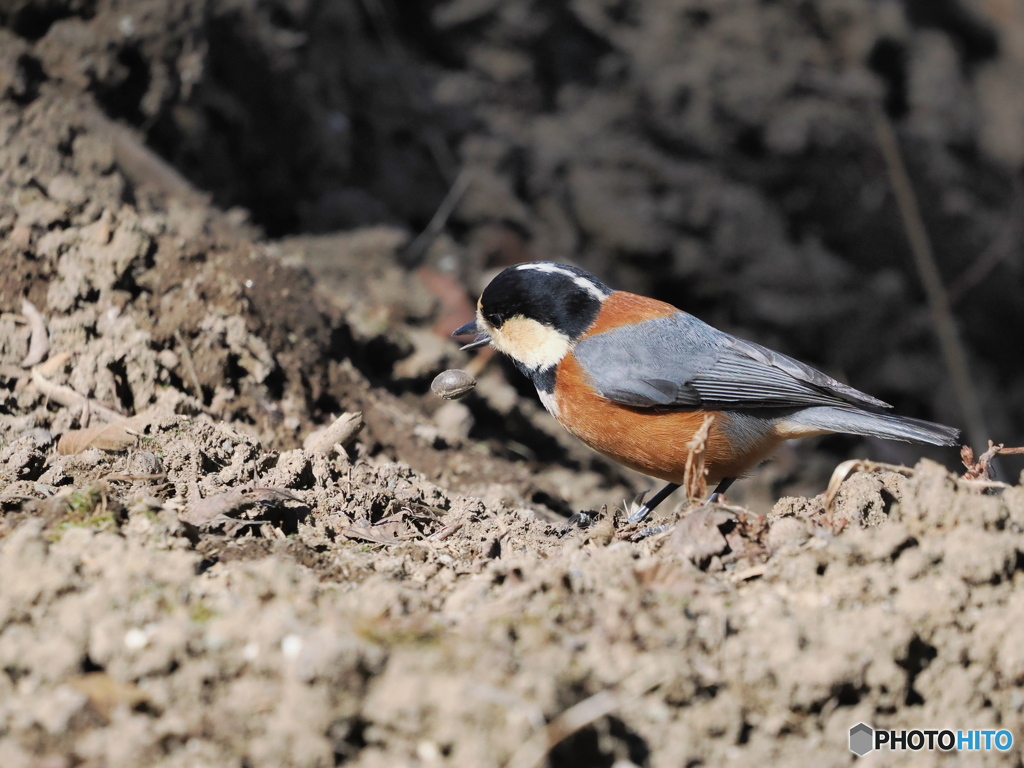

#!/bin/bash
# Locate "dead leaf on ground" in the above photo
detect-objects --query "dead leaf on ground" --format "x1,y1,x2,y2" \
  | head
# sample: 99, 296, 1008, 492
181, 486, 305, 530
340, 522, 411, 545
57, 411, 165, 454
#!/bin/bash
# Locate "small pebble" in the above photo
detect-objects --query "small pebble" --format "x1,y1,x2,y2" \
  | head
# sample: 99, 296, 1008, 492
431, 369, 477, 400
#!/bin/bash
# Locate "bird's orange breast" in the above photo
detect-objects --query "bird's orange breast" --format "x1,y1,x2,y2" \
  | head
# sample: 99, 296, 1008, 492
552, 297, 785, 485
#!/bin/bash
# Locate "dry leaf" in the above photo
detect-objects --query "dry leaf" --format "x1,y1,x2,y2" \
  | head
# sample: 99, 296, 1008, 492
57, 411, 163, 454
340, 523, 408, 545
181, 486, 304, 529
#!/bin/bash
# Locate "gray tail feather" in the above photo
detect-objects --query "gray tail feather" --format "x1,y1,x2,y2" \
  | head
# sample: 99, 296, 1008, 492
793, 406, 961, 447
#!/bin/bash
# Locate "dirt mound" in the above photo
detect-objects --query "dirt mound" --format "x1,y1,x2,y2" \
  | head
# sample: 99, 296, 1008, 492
3, 0, 1024, 765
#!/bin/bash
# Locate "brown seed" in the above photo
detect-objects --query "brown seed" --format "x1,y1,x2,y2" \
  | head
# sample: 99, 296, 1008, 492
431, 369, 477, 400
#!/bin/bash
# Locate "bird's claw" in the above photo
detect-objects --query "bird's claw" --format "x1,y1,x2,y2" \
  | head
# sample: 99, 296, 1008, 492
559, 510, 596, 535
625, 490, 652, 525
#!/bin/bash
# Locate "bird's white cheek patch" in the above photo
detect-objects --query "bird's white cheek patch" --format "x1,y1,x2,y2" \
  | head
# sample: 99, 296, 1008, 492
490, 316, 570, 371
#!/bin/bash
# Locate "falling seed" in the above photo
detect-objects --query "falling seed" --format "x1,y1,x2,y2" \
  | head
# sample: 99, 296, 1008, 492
431, 369, 477, 400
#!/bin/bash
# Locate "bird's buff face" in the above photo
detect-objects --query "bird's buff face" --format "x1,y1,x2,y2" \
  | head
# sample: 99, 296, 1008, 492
475, 311, 571, 372
453, 261, 610, 373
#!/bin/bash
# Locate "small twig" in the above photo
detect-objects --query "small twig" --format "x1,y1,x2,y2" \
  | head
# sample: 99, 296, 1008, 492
962, 441, 1024, 481
355, 0, 458, 185
34, 350, 72, 377
19, 299, 49, 368
102, 472, 168, 483
948, 182, 1023, 305
505, 672, 665, 768
302, 412, 364, 456
730, 564, 767, 583
427, 521, 463, 541
399, 170, 471, 268
871, 105, 991, 464
824, 459, 915, 511
32, 371, 124, 422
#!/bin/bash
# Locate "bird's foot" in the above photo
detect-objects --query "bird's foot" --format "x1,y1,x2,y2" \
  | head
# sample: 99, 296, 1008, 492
559, 510, 597, 535
625, 490, 652, 525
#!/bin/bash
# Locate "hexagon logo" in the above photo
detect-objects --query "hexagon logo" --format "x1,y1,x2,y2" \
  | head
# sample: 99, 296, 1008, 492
850, 723, 874, 756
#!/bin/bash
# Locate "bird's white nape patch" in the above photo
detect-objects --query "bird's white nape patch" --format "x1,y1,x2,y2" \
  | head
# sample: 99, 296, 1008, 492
487, 315, 570, 372
538, 388, 560, 418
516, 262, 576, 278
515, 262, 609, 301
573, 275, 609, 301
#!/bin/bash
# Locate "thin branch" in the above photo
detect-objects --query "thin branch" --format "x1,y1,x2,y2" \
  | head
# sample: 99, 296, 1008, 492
399, 169, 471, 268
871, 106, 991, 461
505, 671, 665, 768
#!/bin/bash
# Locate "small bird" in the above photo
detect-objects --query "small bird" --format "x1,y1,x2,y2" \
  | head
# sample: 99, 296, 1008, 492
453, 262, 960, 523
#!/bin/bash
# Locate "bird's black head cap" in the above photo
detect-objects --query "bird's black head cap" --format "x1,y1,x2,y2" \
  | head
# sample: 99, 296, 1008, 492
479, 262, 612, 339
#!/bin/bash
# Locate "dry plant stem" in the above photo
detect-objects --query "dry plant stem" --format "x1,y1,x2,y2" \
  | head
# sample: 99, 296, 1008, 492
506, 673, 665, 768
948, 179, 1024, 304
34, 350, 71, 377
684, 414, 714, 502
355, 0, 457, 184
103, 473, 167, 483
824, 459, 915, 511
19, 299, 50, 368
401, 169, 471, 267
962, 441, 1024, 480
505, 691, 620, 768
303, 412, 364, 456
84, 108, 203, 203
32, 371, 123, 422
871, 105, 991, 461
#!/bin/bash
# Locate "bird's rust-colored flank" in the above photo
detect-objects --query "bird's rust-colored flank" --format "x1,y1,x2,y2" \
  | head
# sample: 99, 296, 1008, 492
581, 291, 678, 337
552, 354, 784, 485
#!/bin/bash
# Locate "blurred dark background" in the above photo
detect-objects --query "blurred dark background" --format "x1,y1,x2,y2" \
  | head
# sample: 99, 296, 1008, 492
3, 0, 1021, 479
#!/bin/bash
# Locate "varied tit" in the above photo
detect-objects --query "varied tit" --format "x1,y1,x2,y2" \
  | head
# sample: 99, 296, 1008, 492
453, 262, 960, 523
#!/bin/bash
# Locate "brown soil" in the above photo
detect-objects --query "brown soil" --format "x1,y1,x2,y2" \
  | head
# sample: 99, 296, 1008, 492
2, 1, 1024, 766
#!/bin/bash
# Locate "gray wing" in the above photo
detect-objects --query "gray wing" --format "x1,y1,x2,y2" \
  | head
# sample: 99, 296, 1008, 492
572, 313, 890, 410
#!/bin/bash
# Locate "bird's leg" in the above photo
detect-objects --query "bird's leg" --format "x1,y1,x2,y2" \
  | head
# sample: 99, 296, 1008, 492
707, 477, 735, 504
626, 482, 680, 524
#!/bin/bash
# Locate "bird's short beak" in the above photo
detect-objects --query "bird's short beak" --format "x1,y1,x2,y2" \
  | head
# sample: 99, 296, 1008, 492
452, 320, 491, 351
